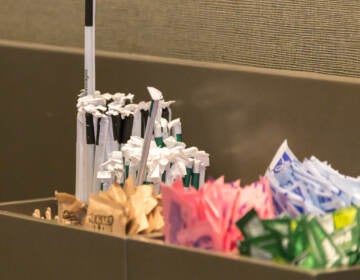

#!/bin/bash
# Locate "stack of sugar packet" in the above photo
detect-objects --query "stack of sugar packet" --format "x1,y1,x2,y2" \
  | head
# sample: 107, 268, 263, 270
161, 177, 275, 251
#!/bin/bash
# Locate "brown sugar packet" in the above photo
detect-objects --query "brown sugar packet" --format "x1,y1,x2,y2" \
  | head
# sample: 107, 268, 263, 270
153, 194, 164, 231
129, 184, 158, 234
116, 177, 164, 235
84, 194, 127, 236
123, 177, 150, 234
122, 177, 141, 235
98, 191, 112, 200
139, 185, 158, 215
107, 183, 127, 204
152, 205, 164, 232
139, 207, 164, 235
106, 182, 135, 222
123, 176, 136, 197
127, 219, 140, 236
55, 191, 86, 224
142, 212, 156, 234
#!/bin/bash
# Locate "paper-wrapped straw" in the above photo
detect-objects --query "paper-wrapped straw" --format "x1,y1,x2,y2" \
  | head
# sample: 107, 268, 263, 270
136, 87, 163, 186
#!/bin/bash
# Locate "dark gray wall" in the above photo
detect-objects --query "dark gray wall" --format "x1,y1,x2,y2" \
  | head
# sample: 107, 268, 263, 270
0, 0, 359, 77
1, 44, 360, 201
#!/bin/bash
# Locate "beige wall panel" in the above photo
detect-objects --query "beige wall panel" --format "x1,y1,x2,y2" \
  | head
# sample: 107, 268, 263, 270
0, 44, 359, 201
0, 0, 359, 77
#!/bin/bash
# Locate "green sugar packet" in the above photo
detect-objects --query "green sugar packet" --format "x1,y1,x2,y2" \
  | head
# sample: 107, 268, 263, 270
318, 206, 359, 264
306, 216, 346, 268
289, 217, 322, 269
296, 252, 319, 270
262, 217, 291, 237
236, 209, 269, 239
237, 206, 360, 269
238, 233, 287, 263
331, 226, 358, 264
318, 206, 359, 234
262, 217, 292, 258
288, 217, 309, 261
332, 207, 359, 265
333, 207, 359, 230
317, 213, 335, 235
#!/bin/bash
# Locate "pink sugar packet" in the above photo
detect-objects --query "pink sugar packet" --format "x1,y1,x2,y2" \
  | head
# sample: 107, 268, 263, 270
161, 176, 275, 252
161, 184, 198, 245
177, 221, 223, 251
226, 177, 275, 251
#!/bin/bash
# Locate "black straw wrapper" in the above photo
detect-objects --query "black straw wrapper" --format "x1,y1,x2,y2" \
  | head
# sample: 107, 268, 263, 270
120, 115, 134, 144
162, 107, 170, 121
111, 115, 121, 142
95, 118, 101, 145
141, 109, 149, 138
105, 98, 113, 106
85, 112, 95, 144
85, 0, 94, 26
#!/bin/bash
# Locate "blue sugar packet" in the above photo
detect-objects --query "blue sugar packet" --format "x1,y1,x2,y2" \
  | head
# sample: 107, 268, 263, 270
266, 141, 323, 215
302, 158, 352, 207
308, 157, 360, 205
266, 143, 308, 216
291, 162, 346, 212
266, 141, 360, 217
266, 141, 304, 199
267, 140, 299, 174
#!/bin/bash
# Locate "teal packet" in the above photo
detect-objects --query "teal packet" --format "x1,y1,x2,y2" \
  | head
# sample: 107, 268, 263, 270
236, 209, 269, 239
